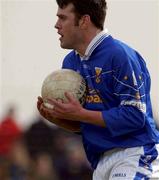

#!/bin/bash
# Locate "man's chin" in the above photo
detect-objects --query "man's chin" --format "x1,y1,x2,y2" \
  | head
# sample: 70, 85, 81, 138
60, 43, 72, 50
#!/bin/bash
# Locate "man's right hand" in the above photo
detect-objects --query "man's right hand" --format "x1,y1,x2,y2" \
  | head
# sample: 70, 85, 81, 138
37, 96, 81, 132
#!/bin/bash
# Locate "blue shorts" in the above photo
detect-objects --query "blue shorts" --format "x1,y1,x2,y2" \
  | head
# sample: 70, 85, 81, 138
93, 144, 159, 180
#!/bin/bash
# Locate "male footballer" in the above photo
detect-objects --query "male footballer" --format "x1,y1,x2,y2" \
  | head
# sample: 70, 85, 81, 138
37, 0, 159, 179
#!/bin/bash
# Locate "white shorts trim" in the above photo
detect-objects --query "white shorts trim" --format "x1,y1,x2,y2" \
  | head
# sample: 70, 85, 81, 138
93, 144, 159, 180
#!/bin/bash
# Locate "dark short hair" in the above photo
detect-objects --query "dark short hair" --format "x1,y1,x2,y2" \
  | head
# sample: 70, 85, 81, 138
56, 0, 107, 30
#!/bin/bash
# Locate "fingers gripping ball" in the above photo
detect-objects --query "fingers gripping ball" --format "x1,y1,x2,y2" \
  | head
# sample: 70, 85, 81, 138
41, 69, 86, 109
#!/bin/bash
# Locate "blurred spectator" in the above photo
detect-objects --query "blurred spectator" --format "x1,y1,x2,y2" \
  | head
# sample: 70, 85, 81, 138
31, 152, 59, 180
0, 105, 27, 179
8, 139, 32, 180
63, 139, 93, 180
0, 106, 22, 157
24, 116, 55, 159
52, 129, 93, 180
24, 116, 59, 179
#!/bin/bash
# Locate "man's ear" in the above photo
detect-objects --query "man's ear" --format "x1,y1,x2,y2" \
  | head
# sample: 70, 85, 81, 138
79, 15, 91, 29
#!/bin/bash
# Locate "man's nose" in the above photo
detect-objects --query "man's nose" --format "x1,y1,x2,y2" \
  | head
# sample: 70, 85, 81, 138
54, 20, 60, 29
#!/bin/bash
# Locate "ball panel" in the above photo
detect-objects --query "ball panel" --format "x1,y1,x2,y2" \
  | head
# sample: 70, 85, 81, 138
41, 69, 86, 104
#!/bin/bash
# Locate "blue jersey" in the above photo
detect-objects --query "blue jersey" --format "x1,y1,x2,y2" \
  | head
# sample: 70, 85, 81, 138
62, 35, 159, 169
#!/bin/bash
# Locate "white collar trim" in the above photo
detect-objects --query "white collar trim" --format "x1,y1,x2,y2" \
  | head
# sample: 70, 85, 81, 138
78, 29, 109, 60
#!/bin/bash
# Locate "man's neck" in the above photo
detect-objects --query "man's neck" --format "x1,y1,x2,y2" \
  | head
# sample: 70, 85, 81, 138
76, 28, 102, 57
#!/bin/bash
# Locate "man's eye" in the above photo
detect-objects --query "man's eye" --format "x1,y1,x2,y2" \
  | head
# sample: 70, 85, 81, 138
58, 15, 67, 20
61, 17, 67, 21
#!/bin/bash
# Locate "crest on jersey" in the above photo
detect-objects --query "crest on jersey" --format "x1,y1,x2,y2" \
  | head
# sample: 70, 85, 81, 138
95, 67, 102, 83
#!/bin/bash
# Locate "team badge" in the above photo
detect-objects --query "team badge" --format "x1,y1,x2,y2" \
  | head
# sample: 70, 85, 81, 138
95, 67, 102, 83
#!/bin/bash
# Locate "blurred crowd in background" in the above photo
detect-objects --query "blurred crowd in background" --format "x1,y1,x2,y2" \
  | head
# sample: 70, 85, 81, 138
0, 105, 93, 180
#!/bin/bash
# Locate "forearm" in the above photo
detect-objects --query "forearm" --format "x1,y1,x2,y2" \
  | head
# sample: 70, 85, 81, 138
79, 108, 106, 127
43, 94, 106, 128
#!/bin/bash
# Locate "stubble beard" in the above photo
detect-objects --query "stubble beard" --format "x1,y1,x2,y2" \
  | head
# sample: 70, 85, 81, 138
60, 39, 75, 50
